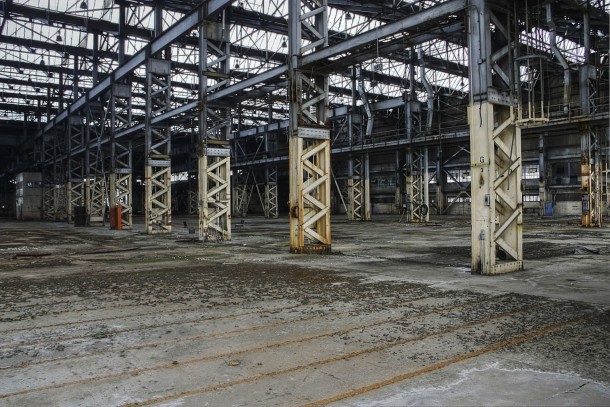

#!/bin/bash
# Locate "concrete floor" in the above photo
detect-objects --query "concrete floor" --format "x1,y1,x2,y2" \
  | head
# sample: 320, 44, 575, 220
0, 214, 609, 406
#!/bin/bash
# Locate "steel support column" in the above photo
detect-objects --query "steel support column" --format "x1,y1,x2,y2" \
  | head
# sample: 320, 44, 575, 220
188, 189, 198, 215
605, 129, 610, 213
264, 166, 279, 218
347, 155, 370, 221
85, 107, 107, 226
41, 127, 68, 222
579, 10, 603, 227
288, 0, 331, 253
67, 116, 85, 223
402, 46, 428, 223
198, 146, 231, 241
232, 170, 252, 218
395, 151, 402, 213
364, 152, 372, 220
109, 83, 133, 229
468, 0, 523, 274
581, 124, 603, 227
539, 133, 548, 216
55, 128, 68, 222
346, 80, 367, 222
442, 144, 472, 216
263, 104, 279, 219
198, 17, 232, 241
347, 156, 360, 221
404, 148, 429, 223
145, 58, 172, 234
435, 147, 445, 215
41, 132, 56, 221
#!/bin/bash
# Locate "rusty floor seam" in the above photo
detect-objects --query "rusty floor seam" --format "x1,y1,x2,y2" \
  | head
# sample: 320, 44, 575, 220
119, 303, 575, 407
301, 314, 592, 407
0, 291, 476, 370
0, 293, 520, 400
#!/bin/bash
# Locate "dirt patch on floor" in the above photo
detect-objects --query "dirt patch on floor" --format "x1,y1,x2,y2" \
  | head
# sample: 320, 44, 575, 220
1, 218, 609, 406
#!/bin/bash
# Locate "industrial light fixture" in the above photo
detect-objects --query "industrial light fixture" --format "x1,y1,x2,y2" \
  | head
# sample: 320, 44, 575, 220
234, 61, 240, 69
40, 58, 46, 67
56, 31, 62, 42
345, 11, 353, 21
281, 37, 287, 48
80, 1, 88, 10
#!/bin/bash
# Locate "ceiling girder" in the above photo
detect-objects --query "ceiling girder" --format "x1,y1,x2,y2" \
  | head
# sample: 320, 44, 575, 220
37, 0, 233, 136
0, 1, 154, 39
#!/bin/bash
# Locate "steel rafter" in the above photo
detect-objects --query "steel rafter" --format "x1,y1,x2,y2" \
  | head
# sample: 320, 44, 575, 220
37, 0, 233, 136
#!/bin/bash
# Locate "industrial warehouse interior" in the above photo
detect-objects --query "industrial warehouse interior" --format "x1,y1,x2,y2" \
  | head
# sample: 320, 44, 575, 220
1, 0, 610, 406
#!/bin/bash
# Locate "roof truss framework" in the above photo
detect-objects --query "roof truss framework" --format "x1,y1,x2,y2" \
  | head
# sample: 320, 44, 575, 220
0, 1, 605, 129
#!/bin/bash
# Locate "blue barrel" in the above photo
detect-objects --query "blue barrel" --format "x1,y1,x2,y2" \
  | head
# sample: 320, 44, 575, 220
545, 202, 553, 216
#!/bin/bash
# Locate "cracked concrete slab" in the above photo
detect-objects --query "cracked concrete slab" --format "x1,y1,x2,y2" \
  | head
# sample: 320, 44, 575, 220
0, 214, 609, 406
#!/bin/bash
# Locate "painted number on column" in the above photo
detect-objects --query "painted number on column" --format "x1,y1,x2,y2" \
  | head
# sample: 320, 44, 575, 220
479, 156, 485, 163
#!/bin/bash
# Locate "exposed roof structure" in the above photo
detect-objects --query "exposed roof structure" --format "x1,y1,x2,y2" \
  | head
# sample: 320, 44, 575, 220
0, 1, 606, 135
2, 3, 610, 405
